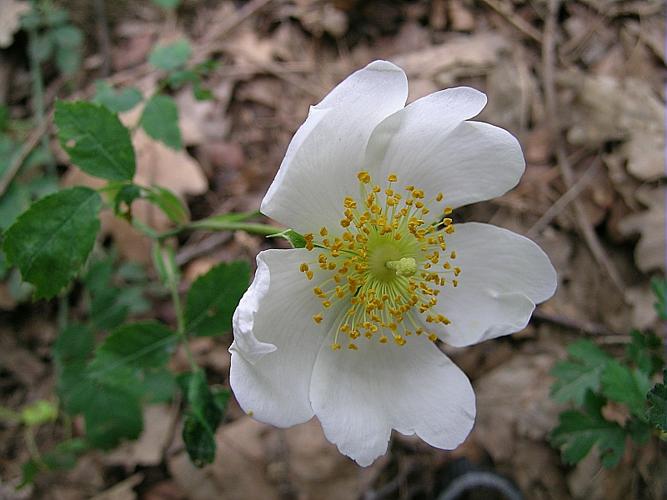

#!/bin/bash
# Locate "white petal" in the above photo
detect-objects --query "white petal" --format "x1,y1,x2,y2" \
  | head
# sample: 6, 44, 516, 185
261, 60, 408, 233
230, 248, 327, 427
310, 337, 475, 466
365, 88, 525, 208
429, 222, 557, 347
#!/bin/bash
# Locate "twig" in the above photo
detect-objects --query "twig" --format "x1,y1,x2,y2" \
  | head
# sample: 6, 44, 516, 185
479, 0, 543, 43
526, 156, 601, 238
532, 309, 619, 336
541, 0, 626, 296
93, 0, 112, 77
175, 232, 232, 266
0, 115, 51, 196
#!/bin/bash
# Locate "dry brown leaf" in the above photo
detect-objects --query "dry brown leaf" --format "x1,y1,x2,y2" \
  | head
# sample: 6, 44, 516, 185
563, 72, 664, 181
169, 417, 368, 500
393, 33, 508, 85
0, 0, 30, 48
618, 186, 665, 272
106, 405, 173, 468
473, 354, 560, 461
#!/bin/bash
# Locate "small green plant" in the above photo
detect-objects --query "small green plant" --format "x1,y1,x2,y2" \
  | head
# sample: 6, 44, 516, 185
550, 278, 667, 467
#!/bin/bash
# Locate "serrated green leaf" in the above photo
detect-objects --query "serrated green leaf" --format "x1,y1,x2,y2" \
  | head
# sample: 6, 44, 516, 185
185, 261, 249, 337
84, 384, 143, 449
148, 39, 191, 71
646, 369, 667, 432
143, 185, 189, 224
551, 391, 627, 468
54, 323, 95, 366
601, 361, 652, 417
91, 321, 177, 372
92, 81, 143, 113
140, 94, 181, 149
626, 330, 664, 376
2, 187, 101, 298
651, 277, 667, 321
55, 101, 136, 181
180, 370, 226, 466
550, 340, 613, 405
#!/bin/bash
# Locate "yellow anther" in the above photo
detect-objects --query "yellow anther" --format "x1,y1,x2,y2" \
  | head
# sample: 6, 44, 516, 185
443, 218, 453, 226
305, 271, 314, 280
331, 343, 342, 351
436, 192, 444, 202
450, 251, 457, 259
348, 343, 358, 350
320, 227, 328, 236
299, 263, 309, 272
323, 301, 332, 308
357, 171, 371, 183
387, 173, 398, 182
428, 333, 438, 342
444, 206, 453, 214
394, 335, 406, 346
379, 335, 388, 344
453, 279, 459, 287
313, 313, 323, 324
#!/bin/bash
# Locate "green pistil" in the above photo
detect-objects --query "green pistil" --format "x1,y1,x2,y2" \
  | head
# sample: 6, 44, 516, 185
386, 257, 417, 277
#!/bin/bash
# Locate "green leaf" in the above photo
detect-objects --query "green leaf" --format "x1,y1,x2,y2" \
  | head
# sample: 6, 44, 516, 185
53, 25, 82, 48
92, 81, 143, 113
185, 261, 249, 337
601, 361, 652, 417
625, 330, 664, 376
55, 46, 81, 76
83, 384, 143, 449
550, 340, 613, 405
143, 186, 189, 224
29, 32, 54, 63
91, 321, 177, 372
181, 370, 226, 466
140, 94, 181, 149
651, 277, 667, 321
152, 0, 181, 8
271, 228, 306, 248
55, 101, 136, 181
54, 323, 95, 366
646, 369, 667, 432
3, 187, 101, 298
551, 391, 627, 468
0, 183, 31, 231
20, 439, 88, 487
152, 243, 180, 289
148, 40, 191, 71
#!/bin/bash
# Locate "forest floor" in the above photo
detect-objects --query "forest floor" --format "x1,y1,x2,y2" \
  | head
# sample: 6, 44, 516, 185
0, 0, 665, 499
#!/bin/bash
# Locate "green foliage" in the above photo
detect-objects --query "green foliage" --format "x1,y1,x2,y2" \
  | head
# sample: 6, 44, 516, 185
550, 340, 612, 405
149, 40, 192, 72
92, 81, 143, 113
143, 186, 189, 224
651, 277, 667, 320
20, 439, 88, 488
646, 370, 666, 432
55, 101, 136, 181
551, 391, 627, 468
57, 322, 177, 450
180, 370, 229, 467
3, 187, 101, 298
20, 400, 58, 426
185, 261, 250, 337
140, 95, 182, 150
600, 361, 652, 418
550, 297, 665, 468
626, 330, 664, 376
152, 0, 181, 8
22, 3, 83, 75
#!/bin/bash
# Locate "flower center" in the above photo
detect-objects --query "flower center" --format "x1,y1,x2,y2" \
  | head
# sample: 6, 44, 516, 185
299, 171, 461, 351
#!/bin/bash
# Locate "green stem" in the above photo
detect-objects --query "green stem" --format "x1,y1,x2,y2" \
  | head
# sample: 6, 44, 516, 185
188, 220, 283, 236
25, 427, 45, 467
27, 26, 53, 173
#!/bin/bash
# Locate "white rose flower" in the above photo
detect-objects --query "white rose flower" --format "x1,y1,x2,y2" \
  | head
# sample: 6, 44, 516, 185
229, 60, 557, 466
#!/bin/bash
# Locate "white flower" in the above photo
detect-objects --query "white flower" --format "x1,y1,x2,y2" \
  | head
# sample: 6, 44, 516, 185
229, 60, 557, 466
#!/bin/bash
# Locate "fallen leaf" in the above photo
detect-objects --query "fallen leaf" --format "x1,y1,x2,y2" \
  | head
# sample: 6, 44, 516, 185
0, 0, 30, 49
618, 186, 665, 272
